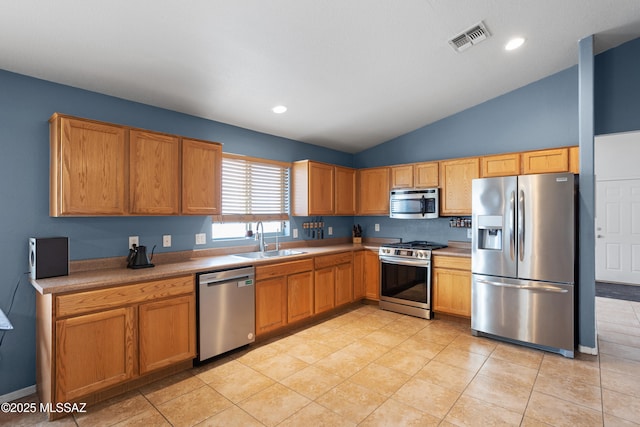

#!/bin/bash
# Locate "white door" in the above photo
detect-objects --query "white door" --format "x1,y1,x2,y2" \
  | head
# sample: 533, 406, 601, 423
595, 179, 640, 284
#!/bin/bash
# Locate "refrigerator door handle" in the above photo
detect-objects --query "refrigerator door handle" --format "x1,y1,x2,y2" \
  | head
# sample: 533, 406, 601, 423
509, 191, 516, 261
476, 279, 569, 293
518, 189, 525, 262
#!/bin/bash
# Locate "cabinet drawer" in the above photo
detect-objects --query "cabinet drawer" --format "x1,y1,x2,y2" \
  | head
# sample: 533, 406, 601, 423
56, 275, 194, 317
432, 256, 471, 270
314, 252, 352, 269
256, 258, 313, 280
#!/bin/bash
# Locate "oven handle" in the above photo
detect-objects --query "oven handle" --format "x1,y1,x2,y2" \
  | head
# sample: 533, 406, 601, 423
379, 256, 430, 267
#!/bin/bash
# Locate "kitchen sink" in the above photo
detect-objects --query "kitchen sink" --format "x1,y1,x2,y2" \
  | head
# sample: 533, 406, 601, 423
233, 249, 306, 259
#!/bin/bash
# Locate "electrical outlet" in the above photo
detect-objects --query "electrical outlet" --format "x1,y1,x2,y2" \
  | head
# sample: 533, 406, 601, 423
163, 235, 172, 247
195, 233, 206, 245
375, 224, 380, 232
467, 228, 473, 239
328, 226, 333, 235
293, 228, 298, 239
128, 236, 139, 249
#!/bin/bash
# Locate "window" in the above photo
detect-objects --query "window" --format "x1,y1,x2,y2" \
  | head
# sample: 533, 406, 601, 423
213, 153, 290, 240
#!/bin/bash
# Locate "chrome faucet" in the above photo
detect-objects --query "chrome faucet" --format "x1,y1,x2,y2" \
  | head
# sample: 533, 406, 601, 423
255, 221, 267, 252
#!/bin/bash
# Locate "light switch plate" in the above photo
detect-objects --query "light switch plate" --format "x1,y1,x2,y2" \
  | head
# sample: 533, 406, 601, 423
467, 228, 473, 239
163, 235, 171, 247
328, 227, 333, 235
375, 224, 380, 232
293, 228, 298, 238
195, 233, 207, 245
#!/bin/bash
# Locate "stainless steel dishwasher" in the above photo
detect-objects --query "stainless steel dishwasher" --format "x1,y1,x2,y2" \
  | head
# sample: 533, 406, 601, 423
197, 266, 255, 361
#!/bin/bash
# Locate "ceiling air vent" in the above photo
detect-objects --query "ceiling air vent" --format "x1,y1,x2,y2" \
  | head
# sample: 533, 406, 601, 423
448, 21, 490, 53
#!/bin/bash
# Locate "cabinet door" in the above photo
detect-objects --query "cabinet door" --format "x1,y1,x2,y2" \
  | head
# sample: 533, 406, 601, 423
521, 148, 569, 174
55, 307, 134, 402
51, 116, 127, 216
309, 162, 335, 215
287, 271, 314, 323
357, 167, 390, 215
129, 130, 180, 215
314, 267, 335, 314
335, 166, 356, 215
335, 262, 354, 306
414, 162, 439, 187
256, 277, 287, 336
481, 153, 520, 177
569, 146, 579, 174
364, 250, 380, 300
139, 294, 196, 374
439, 158, 480, 215
391, 165, 414, 188
182, 138, 222, 215
353, 250, 365, 300
433, 268, 471, 317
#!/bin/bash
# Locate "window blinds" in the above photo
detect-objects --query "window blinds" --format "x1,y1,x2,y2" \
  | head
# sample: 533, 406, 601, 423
219, 154, 290, 221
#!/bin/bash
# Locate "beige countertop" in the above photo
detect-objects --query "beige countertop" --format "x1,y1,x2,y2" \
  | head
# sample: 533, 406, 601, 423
434, 241, 471, 258
31, 243, 378, 295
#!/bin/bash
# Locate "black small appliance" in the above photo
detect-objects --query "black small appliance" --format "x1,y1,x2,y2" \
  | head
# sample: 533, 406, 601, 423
127, 244, 155, 269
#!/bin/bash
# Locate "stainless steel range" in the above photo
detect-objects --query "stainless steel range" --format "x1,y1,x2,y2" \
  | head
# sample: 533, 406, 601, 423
379, 241, 446, 319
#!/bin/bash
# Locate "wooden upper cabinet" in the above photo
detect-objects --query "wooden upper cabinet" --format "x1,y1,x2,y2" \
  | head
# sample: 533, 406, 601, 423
391, 165, 414, 188
181, 138, 222, 215
569, 146, 579, 174
49, 114, 128, 216
481, 153, 520, 177
521, 148, 569, 175
414, 162, 439, 187
335, 166, 356, 215
357, 167, 390, 215
129, 130, 180, 215
439, 157, 480, 216
391, 162, 439, 189
292, 160, 335, 216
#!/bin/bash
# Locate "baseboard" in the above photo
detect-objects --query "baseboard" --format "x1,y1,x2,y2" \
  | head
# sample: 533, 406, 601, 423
0, 384, 36, 403
578, 344, 598, 355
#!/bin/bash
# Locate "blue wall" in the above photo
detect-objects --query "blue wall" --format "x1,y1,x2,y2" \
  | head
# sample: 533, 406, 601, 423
354, 66, 579, 168
595, 37, 640, 135
1, 35, 639, 398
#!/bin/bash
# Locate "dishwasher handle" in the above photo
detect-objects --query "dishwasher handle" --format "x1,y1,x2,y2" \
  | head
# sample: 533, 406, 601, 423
199, 266, 255, 285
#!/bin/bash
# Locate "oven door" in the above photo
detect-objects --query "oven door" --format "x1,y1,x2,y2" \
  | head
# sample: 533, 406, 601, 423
380, 256, 430, 309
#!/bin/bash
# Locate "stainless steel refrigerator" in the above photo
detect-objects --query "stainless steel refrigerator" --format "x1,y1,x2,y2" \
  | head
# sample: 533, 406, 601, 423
471, 172, 576, 358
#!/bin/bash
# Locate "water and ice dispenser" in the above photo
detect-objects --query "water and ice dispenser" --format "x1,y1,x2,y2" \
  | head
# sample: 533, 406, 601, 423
476, 215, 503, 250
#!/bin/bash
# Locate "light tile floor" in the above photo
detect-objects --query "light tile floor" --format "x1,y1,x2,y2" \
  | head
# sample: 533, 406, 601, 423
3, 297, 640, 426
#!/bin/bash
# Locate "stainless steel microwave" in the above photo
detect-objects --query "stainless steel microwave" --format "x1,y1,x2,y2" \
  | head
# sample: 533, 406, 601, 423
390, 188, 439, 219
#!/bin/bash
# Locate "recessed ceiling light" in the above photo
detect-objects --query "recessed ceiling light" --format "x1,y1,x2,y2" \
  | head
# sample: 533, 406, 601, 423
272, 105, 287, 114
505, 37, 525, 51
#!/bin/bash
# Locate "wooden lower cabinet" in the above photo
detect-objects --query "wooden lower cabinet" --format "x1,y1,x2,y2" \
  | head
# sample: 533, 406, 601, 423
353, 250, 366, 299
256, 276, 288, 335
432, 256, 472, 318
139, 294, 196, 374
314, 252, 354, 313
37, 275, 196, 417
255, 258, 314, 336
335, 262, 353, 306
364, 249, 380, 300
55, 307, 135, 402
314, 267, 335, 314
287, 271, 314, 323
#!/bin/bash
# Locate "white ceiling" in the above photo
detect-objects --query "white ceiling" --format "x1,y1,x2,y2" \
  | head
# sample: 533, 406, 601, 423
2, 1, 640, 154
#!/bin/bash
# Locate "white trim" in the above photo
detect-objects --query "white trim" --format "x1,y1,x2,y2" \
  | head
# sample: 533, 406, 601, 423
578, 345, 598, 355
0, 384, 36, 403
